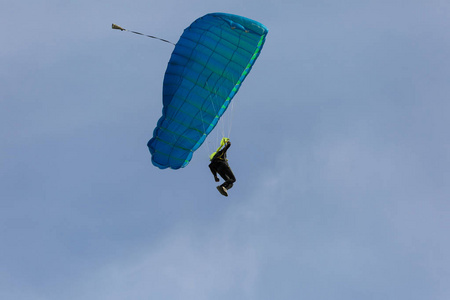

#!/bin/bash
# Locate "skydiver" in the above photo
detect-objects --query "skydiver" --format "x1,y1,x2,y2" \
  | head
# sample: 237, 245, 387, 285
209, 138, 236, 197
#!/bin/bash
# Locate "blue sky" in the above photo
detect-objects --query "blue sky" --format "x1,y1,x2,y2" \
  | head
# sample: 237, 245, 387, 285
1, 0, 449, 299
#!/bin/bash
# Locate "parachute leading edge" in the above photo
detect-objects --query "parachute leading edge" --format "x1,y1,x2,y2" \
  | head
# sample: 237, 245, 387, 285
148, 13, 268, 169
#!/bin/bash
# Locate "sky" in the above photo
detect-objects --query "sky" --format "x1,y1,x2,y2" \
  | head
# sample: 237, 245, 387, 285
1, 0, 450, 299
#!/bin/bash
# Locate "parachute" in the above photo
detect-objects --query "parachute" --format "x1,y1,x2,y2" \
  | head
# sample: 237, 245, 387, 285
148, 13, 268, 169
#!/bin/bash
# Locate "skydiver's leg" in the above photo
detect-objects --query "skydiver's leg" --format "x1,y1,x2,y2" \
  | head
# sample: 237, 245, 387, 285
218, 166, 236, 190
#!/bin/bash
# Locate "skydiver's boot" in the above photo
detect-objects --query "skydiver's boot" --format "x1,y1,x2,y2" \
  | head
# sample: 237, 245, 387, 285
216, 185, 228, 197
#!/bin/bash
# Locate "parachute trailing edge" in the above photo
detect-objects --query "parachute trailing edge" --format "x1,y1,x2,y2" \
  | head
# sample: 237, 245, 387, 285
147, 13, 268, 169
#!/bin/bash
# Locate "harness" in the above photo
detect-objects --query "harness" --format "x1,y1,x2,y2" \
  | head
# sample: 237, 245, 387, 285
210, 137, 230, 161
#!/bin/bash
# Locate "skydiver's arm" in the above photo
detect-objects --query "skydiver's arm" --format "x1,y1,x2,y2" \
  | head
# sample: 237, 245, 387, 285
223, 141, 231, 152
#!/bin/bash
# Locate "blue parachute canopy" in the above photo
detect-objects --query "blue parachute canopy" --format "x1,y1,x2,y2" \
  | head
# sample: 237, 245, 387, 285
147, 13, 268, 169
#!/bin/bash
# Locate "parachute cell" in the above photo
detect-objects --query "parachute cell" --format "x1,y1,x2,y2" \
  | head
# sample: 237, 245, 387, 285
148, 13, 268, 169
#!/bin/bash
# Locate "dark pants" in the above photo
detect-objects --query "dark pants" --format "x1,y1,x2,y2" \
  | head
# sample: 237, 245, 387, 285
216, 164, 236, 190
